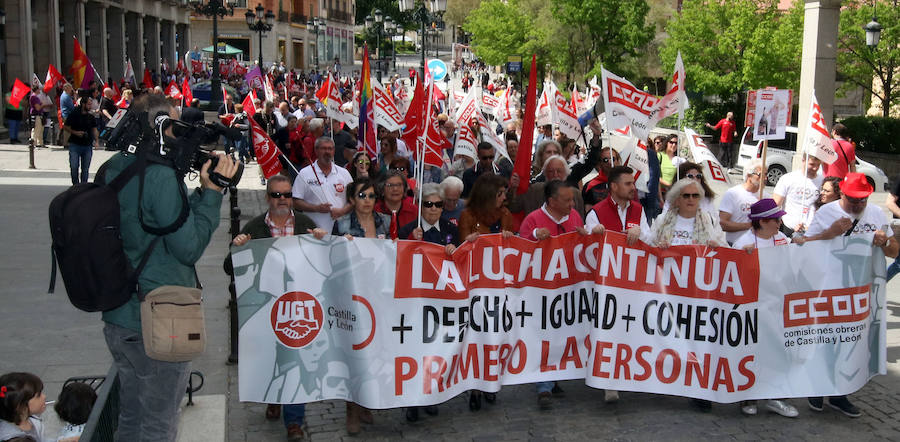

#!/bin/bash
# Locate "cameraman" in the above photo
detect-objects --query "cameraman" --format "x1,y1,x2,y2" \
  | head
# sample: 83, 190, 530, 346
98, 94, 239, 442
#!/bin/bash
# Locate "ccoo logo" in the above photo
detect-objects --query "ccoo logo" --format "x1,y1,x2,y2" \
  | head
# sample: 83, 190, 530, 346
270, 291, 324, 348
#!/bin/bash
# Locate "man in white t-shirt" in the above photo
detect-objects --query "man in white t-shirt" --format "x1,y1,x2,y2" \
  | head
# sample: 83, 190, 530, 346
773, 156, 823, 236
719, 158, 762, 244
802, 172, 898, 418
292, 137, 354, 232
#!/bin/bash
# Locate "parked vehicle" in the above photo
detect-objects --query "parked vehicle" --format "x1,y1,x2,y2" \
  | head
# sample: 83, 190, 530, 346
736, 126, 888, 190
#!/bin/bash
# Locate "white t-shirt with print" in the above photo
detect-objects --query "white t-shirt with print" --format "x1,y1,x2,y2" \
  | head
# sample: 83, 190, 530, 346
292, 161, 353, 232
731, 229, 790, 250
719, 185, 760, 244
774, 171, 823, 230
669, 215, 697, 246
805, 200, 892, 238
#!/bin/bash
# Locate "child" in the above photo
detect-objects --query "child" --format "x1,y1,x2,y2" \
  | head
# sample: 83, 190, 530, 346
54, 383, 96, 442
0, 372, 46, 442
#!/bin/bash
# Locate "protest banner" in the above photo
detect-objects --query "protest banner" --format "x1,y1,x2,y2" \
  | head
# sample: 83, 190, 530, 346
452, 88, 480, 160
233, 232, 885, 408
752, 89, 791, 141
601, 67, 657, 142
804, 90, 838, 164
685, 128, 732, 185
552, 89, 581, 141
372, 78, 405, 132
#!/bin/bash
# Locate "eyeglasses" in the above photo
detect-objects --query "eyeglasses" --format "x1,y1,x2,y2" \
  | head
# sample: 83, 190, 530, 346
356, 159, 371, 165
356, 192, 377, 200
681, 193, 701, 199
684, 173, 702, 180
480, 155, 495, 161
390, 167, 407, 172
422, 201, 444, 209
268, 192, 292, 199
748, 171, 761, 177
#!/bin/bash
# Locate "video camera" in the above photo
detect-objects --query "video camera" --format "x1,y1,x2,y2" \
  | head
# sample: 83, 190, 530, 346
101, 108, 244, 188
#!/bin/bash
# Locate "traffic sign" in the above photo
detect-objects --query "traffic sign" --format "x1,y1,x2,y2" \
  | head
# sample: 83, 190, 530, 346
507, 55, 522, 73
428, 59, 448, 81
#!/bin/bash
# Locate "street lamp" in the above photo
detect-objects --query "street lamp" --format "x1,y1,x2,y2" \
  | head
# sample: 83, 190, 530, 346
307, 18, 323, 72
398, 0, 446, 81
246, 3, 275, 75
190, 0, 235, 110
386, 19, 397, 73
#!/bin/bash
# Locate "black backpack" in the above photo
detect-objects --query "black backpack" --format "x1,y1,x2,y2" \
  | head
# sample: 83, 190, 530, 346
48, 154, 188, 312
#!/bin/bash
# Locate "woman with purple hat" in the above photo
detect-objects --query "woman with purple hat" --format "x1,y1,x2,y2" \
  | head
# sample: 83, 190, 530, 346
730, 198, 800, 418
732, 198, 792, 252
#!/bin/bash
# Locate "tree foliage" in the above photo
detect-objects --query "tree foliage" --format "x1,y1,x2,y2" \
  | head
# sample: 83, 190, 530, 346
837, 0, 900, 118
659, 0, 803, 100
463, 0, 653, 81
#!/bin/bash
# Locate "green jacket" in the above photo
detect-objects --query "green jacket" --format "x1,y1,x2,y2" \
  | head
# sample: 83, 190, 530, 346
101, 152, 223, 332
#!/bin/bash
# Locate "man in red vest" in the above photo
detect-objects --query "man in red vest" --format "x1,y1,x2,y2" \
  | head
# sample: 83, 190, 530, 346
585, 165, 649, 246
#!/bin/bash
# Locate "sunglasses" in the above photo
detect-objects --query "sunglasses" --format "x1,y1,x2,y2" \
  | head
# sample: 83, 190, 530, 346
390, 167, 407, 172
356, 192, 377, 200
480, 155, 495, 161
268, 192, 292, 199
681, 193, 701, 199
668, 140, 678, 144
422, 201, 444, 209
684, 173, 702, 180
356, 159, 371, 165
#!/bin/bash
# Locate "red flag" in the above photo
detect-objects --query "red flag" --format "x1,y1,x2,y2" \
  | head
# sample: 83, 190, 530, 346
400, 72, 424, 150
44, 64, 64, 93
191, 59, 204, 74
166, 80, 183, 100
242, 90, 257, 116
176, 58, 186, 74
69, 37, 95, 89
9, 78, 29, 108
112, 82, 122, 102
142, 68, 154, 88
249, 117, 283, 178
514, 54, 538, 195
182, 77, 193, 104
315, 75, 330, 102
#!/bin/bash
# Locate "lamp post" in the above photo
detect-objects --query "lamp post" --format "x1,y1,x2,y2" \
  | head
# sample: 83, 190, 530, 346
246, 4, 275, 74
864, 1, 882, 49
190, 0, 234, 110
398, 0, 446, 81
307, 18, 323, 72
364, 9, 384, 82
386, 20, 397, 74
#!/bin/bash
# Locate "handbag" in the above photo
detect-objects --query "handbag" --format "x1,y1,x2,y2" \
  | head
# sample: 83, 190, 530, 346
140, 283, 205, 362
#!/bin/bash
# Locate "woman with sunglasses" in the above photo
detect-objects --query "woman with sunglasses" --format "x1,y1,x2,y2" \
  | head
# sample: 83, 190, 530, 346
647, 177, 726, 249
349, 151, 376, 181
657, 134, 685, 191
329, 179, 388, 435
659, 162, 718, 220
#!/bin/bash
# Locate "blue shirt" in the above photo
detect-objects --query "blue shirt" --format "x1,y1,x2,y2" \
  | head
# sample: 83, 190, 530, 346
60, 92, 74, 120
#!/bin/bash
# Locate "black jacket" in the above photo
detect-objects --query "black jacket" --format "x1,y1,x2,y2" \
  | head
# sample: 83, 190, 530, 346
398, 218, 460, 246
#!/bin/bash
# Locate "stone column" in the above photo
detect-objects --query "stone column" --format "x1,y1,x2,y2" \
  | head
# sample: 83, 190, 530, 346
85, 2, 107, 81
143, 15, 160, 75
31, 0, 60, 75
796, 0, 842, 171
160, 20, 174, 70
106, 7, 126, 81
125, 12, 143, 83
3, 0, 34, 84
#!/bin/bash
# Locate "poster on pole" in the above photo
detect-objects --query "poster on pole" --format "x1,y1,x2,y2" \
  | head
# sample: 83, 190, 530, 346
752, 89, 791, 141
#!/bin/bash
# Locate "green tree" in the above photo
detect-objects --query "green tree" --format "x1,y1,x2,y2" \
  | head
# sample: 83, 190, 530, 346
659, 0, 803, 100
837, 0, 900, 118
462, 0, 536, 66
552, 0, 654, 77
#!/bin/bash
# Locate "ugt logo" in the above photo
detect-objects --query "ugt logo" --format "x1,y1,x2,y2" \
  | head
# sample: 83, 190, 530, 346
270, 291, 324, 348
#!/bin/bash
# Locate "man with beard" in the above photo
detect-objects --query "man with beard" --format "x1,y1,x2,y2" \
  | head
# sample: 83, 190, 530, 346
231, 175, 327, 441
802, 172, 898, 418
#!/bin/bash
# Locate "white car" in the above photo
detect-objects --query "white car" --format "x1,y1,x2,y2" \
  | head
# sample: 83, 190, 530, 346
736, 126, 888, 191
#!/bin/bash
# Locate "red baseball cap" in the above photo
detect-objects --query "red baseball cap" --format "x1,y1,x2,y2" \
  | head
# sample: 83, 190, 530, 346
839, 172, 873, 198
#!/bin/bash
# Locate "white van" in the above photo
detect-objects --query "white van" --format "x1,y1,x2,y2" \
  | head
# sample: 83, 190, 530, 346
736, 126, 888, 190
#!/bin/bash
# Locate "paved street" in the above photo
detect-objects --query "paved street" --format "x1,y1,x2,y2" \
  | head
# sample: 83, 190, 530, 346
2, 134, 900, 441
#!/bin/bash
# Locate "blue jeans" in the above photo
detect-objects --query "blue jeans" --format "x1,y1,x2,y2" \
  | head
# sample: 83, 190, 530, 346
104, 323, 191, 442
69, 143, 93, 184
535, 381, 554, 394
7, 118, 20, 141
283, 404, 305, 428
888, 255, 900, 281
